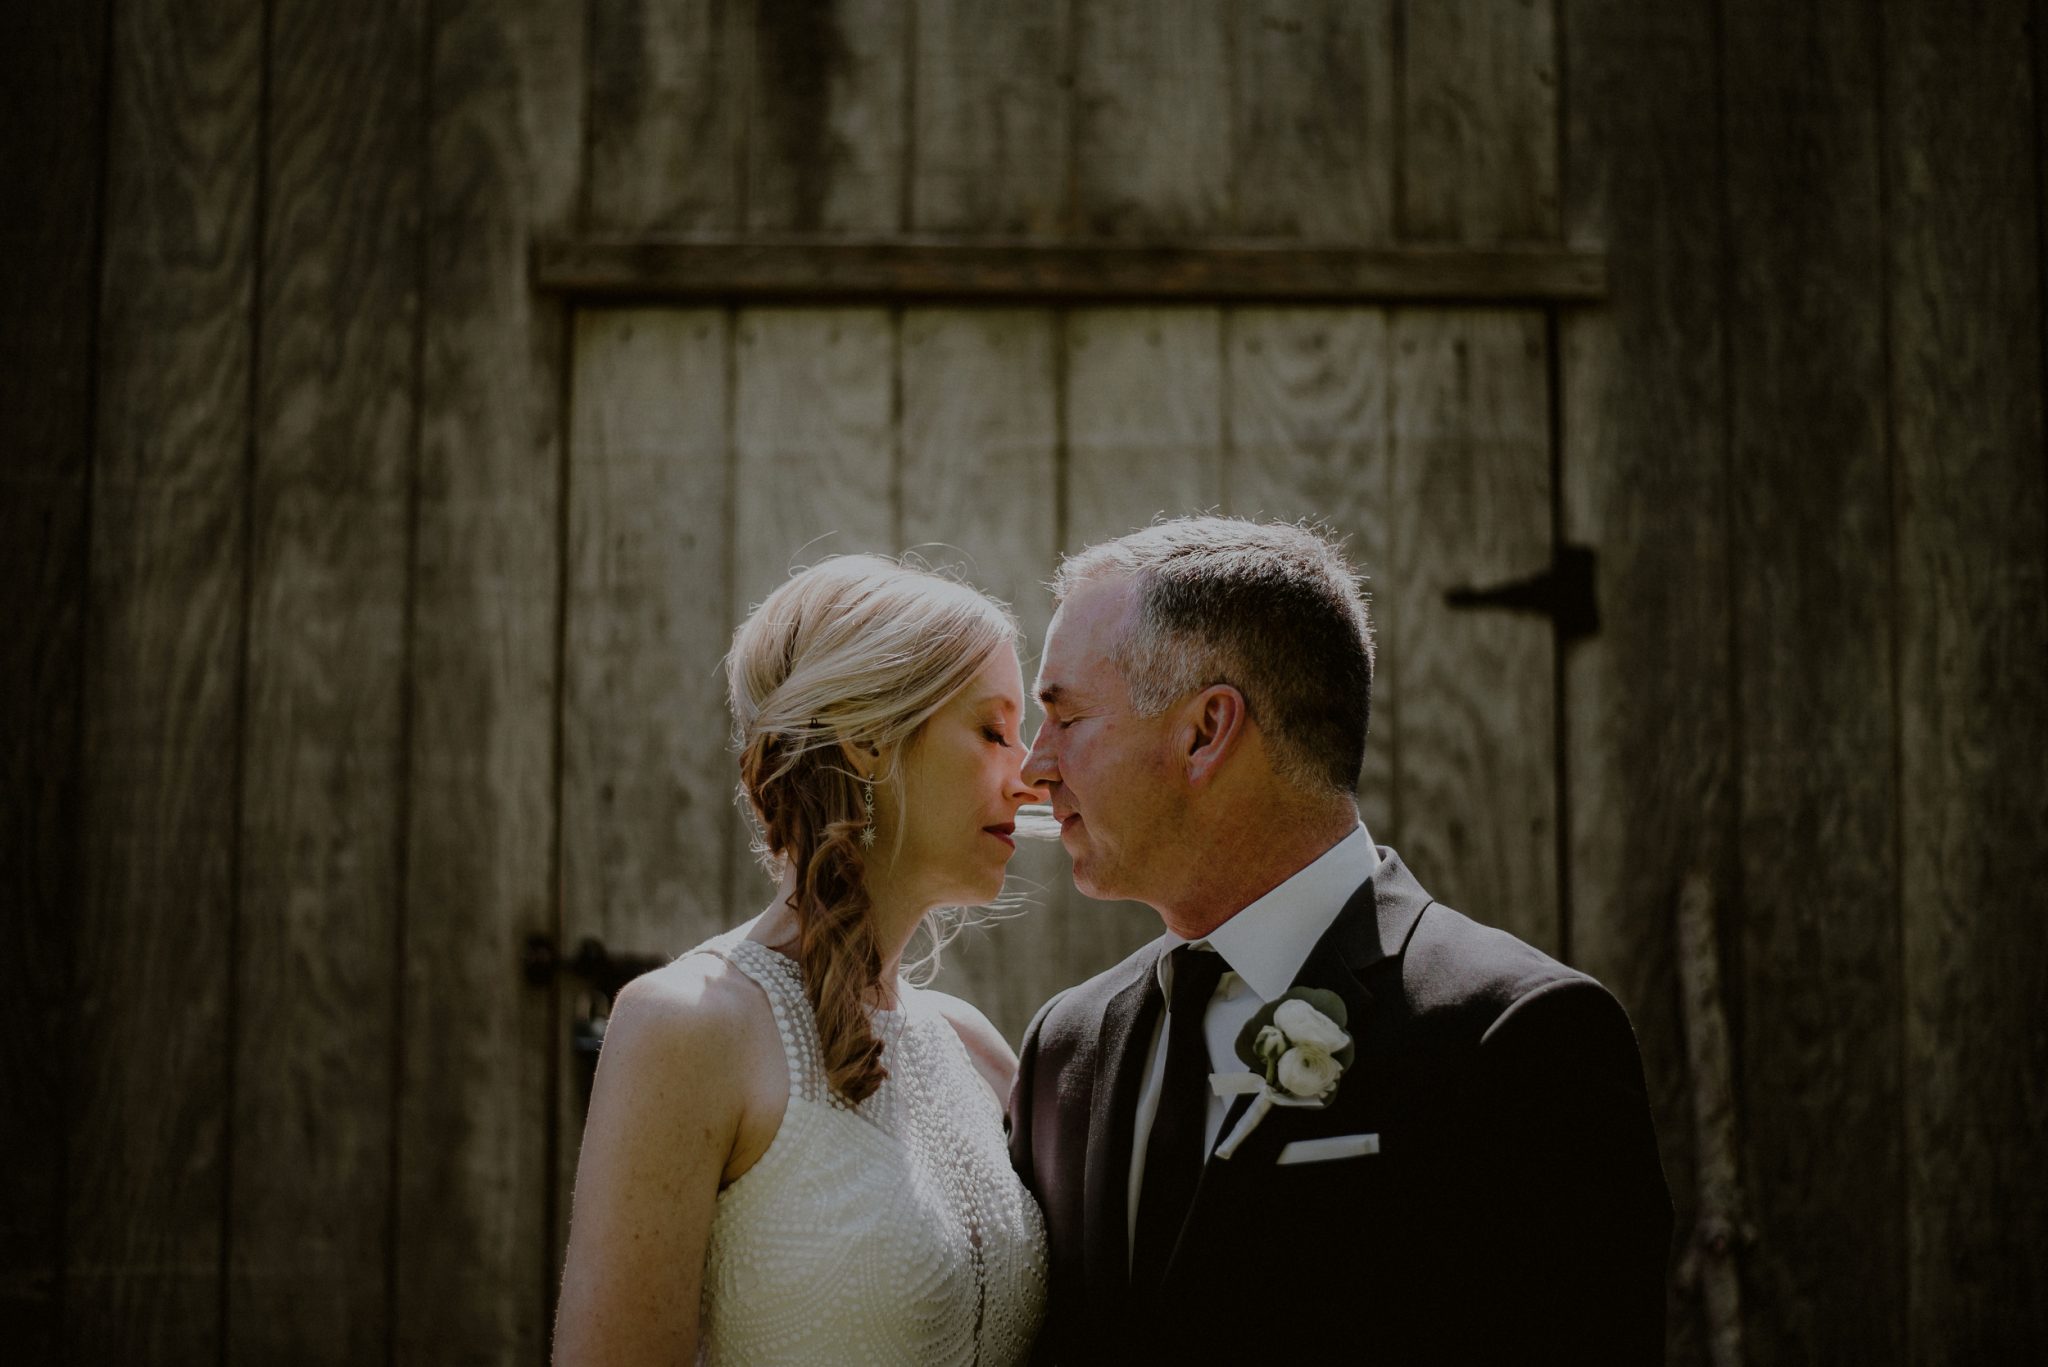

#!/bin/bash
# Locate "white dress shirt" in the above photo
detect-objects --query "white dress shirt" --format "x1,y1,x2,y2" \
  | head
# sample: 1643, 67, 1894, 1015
1125, 824, 1382, 1250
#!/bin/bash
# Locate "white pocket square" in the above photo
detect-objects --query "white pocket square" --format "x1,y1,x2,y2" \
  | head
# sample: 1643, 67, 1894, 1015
1275, 1133, 1380, 1165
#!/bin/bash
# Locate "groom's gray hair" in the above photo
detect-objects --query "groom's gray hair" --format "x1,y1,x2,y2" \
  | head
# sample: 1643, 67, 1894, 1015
1051, 516, 1375, 797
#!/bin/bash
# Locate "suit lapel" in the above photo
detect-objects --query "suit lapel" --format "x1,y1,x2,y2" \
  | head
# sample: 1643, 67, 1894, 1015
1165, 851, 1435, 1270
1080, 941, 1167, 1303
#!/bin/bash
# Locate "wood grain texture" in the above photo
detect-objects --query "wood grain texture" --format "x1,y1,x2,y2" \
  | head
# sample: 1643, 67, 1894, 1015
1223, 308, 1395, 840
909, 0, 1069, 235
562, 311, 734, 979
897, 308, 1064, 1042
748, 0, 907, 233
68, 0, 261, 1360
557, 309, 733, 1259
1558, 0, 1730, 1358
1073, 0, 1234, 238
1063, 309, 1226, 550
1234, 0, 1396, 242
227, 0, 426, 1359
586, 0, 747, 232
533, 239, 1609, 304
1398, 0, 1560, 243
1058, 307, 1228, 973
1675, 875, 1746, 1367
394, 0, 583, 1360
1883, 0, 2048, 1358
0, 0, 105, 1353
898, 309, 1061, 694
1720, 0, 1903, 1356
731, 308, 897, 602
1385, 311, 1556, 951
729, 307, 898, 907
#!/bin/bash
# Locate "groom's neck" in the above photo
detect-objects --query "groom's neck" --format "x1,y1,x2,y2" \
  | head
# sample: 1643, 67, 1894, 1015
1151, 798, 1360, 941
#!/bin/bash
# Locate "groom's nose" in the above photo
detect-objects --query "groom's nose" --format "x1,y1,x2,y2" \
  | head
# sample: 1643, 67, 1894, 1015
1021, 730, 1056, 788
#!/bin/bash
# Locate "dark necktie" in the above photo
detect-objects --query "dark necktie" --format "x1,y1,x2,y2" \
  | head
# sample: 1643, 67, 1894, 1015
1130, 944, 1230, 1295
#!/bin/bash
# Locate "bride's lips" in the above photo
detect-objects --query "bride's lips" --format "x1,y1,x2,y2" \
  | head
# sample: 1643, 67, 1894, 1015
982, 823, 1016, 850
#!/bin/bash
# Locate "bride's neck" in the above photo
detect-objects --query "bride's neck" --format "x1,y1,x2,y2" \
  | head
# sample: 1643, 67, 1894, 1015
758, 863, 926, 1006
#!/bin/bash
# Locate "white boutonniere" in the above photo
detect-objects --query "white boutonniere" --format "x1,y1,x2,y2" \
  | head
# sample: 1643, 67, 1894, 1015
1208, 988, 1353, 1159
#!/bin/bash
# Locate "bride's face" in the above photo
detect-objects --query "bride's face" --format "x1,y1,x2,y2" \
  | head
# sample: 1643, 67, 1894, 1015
874, 642, 1043, 911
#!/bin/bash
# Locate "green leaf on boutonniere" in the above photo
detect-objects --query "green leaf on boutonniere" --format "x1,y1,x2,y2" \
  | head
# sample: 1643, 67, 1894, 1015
1232, 985, 1357, 1081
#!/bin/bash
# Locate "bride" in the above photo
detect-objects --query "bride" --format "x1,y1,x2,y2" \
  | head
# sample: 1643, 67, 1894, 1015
554, 556, 1049, 1365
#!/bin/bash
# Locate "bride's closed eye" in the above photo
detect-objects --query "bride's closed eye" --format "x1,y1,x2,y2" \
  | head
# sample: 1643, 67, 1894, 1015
981, 725, 1013, 747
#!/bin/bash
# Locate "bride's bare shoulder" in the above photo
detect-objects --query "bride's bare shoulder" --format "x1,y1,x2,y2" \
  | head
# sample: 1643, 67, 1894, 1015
603, 949, 779, 1074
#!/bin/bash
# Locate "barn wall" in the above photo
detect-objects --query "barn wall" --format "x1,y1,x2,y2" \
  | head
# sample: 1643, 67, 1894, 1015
3, 1, 2044, 1362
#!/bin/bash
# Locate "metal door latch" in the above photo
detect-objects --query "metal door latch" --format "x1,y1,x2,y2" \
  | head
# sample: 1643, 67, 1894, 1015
1444, 543, 1600, 642
522, 932, 668, 999
523, 933, 671, 1077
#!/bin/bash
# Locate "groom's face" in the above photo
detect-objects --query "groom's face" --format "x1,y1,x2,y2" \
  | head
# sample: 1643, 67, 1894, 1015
1023, 576, 1185, 906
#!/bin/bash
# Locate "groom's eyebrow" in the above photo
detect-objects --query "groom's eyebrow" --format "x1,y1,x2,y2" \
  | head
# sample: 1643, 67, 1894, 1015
1036, 683, 1068, 712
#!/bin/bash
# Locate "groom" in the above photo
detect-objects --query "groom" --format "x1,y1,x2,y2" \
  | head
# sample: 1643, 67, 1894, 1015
1009, 518, 1672, 1364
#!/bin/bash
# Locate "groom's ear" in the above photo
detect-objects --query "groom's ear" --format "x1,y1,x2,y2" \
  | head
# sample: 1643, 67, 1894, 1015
1181, 684, 1247, 786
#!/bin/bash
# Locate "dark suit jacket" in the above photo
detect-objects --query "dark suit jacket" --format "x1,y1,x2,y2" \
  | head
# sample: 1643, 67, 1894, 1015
1009, 849, 1673, 1365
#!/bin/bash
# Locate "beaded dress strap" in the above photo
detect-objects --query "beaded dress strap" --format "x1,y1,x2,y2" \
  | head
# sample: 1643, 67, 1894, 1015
692, 934, 827, 1106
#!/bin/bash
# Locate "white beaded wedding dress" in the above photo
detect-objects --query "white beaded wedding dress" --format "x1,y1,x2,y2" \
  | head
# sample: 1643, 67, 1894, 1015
687, 929, 1048, 1365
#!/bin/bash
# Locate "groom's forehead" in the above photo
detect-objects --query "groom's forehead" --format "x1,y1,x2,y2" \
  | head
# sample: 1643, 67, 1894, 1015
1032, 621, 1101, 699
1035, 575, 1139, 699
1034, 660, 1127, 715
1048, 577, 1135, 650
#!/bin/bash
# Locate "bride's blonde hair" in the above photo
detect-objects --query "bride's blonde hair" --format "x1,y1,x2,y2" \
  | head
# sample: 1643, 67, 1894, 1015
727, 555, 1019, 1104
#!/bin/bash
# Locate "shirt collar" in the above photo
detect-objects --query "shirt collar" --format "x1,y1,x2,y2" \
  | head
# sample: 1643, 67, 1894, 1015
1163, 823, 1380, 1003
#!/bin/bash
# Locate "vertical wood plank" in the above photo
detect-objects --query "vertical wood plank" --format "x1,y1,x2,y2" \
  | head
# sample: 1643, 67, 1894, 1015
898, 308, 1063, 1041
557, 308, 733, 1256
561, 313, 733, 987
1720, 0, 1903, 1357
747, 0, 907, 233
1059, 0, 1239, 989
586, 0, 748, 233
561, 0, 753, 1311
0, 0, 106, 1353
395, 0, 584, 1360
1559, 0, 1728, 1359
1233, 0, 1396, 242
729, 307, 897, 908
897, 311, 1061, 659
68, 0, 260, 1360
1073, 0, 1234, 238
731, 309, 898, 607
1388, 3, 1561, 964
227, 0, 425, 1359
910, 0, 1069, 235
1398, 0, 1560, 243
1386, 311, 1556, 951
1224, 309, 1395, 841
1064, 310, 1226, 551
1059, 307, 1227, 972
1884, 0, 2048, 1358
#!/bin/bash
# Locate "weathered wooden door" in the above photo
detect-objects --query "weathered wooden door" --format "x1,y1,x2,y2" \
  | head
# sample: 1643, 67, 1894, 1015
24, 0, 2047, 1360
550, 297, 1565, 1245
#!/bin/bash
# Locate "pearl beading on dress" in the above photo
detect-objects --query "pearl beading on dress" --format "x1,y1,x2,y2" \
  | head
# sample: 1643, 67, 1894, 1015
689, 931, 1048, 1366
